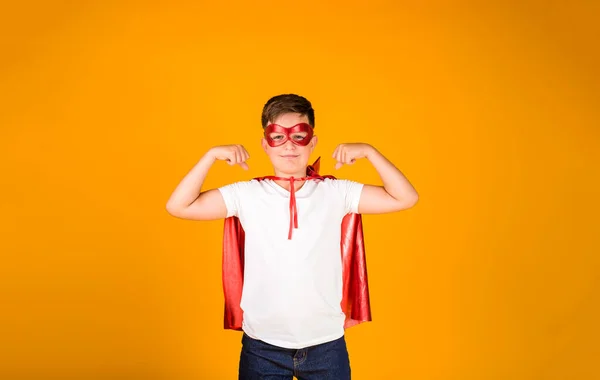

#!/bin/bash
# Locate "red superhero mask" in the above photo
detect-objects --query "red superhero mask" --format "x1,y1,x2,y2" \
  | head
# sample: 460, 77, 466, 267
264, 123, 314, 147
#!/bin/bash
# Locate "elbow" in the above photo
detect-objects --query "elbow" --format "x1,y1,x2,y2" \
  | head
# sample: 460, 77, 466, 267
408, 193, 419, 208
165, 201, 181, 217
397, 192, 419, 211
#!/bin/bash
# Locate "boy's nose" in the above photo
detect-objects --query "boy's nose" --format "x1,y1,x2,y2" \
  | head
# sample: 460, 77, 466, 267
283, 140, 297, 149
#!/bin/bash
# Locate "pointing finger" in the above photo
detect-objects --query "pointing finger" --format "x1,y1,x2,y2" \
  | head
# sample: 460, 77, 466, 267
333, 145, 340, 159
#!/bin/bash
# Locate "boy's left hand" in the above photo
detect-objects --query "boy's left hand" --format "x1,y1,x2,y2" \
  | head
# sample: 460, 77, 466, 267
333, 143, 374, 169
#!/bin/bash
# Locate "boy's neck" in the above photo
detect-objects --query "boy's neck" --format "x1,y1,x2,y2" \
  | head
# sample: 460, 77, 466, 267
272, 168, 307, 179
269, 170, 309, 192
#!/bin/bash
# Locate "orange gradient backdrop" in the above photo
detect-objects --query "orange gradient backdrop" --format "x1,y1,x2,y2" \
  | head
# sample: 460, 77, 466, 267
1, 1, 599, 379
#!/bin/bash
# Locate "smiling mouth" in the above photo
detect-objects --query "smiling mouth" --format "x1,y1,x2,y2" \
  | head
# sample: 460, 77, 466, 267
281, 155, 299, 158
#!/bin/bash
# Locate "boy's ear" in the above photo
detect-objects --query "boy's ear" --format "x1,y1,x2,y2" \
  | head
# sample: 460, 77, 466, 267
310, 135, 318, 152
261, 138, 268, 152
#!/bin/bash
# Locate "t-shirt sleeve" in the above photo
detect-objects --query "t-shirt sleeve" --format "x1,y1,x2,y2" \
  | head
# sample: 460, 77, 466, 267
217, 181, 249, 218
331, 179, 364, 214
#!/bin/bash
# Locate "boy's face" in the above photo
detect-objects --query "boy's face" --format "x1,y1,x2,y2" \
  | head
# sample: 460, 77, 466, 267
261, 112, 317, 176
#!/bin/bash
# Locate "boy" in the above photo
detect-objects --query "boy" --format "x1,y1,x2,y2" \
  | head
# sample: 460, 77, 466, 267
166, 94, 418, 379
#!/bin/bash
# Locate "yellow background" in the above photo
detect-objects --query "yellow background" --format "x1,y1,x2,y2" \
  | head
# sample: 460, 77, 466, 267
1, 1, 599, 379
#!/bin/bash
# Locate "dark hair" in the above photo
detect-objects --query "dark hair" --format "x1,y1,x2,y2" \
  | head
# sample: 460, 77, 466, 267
261, 94, 315, 128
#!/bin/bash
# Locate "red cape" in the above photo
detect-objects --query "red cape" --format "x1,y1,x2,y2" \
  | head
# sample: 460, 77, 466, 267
222, 158, 372, 330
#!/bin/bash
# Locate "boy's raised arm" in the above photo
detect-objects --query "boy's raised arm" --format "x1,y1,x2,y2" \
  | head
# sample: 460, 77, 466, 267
333, 143, 419, 214
166, 145, 250, 221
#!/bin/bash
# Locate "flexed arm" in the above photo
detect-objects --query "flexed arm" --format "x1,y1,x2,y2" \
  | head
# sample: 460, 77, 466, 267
333, 143, 418, 214
166, 145, 249, 220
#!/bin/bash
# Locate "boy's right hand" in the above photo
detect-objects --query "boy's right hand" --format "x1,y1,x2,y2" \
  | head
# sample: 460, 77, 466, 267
208, 145, 250, 170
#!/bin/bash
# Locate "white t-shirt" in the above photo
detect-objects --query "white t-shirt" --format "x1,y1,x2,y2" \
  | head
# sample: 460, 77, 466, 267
218, 178, 364, 349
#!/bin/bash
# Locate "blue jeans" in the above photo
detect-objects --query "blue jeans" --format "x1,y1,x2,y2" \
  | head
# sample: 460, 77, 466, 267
238, 333, 351, 380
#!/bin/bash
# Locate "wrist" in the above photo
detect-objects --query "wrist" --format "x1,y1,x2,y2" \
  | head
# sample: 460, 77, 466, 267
202, 149, 218, 163
364, 144, 378, 160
